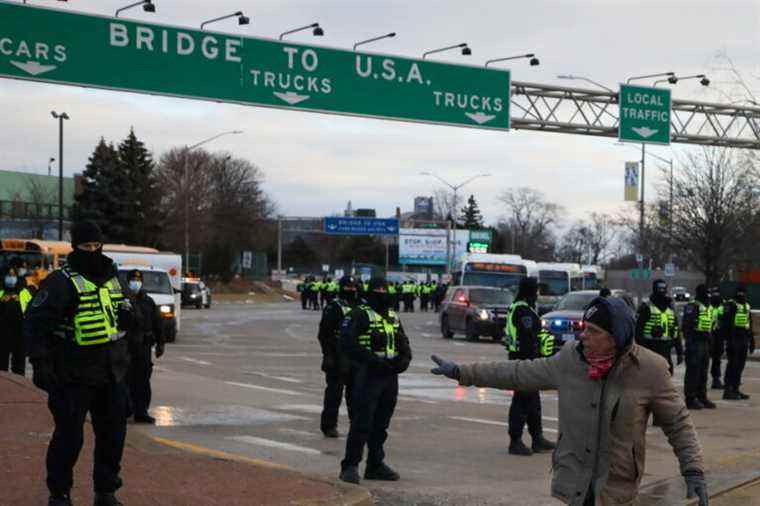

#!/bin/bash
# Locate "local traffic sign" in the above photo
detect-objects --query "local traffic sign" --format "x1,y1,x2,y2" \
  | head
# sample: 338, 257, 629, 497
324, 217, 399, 236
619, 84, 671, 145
0, 2, 511, 130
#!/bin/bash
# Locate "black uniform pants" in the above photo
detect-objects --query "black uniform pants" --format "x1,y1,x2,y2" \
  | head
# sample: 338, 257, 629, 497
300, 293, 307, 310
127, 343, 154, 417
420, 295, 428, 312
684, 339, 709, 400
0, 331, 26, 376
508, 390, 542, 441
725, 334, 749, 389
710, 333, 725, 380
321, 370, 353, 431
46, 381, 129, 495
641, 339, 674, 375
341, 368, 398, 470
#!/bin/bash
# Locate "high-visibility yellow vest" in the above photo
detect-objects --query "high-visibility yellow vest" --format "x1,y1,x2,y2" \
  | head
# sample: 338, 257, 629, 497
0, 288, 33, 314
505, 300, 553, 356
55, 268, 127, 346
642, 303, 677, 340
357, 305, 398, 359
733, 301, 751, 330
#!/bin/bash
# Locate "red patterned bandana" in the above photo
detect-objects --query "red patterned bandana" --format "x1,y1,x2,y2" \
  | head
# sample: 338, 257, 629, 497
585, 350, 616, 380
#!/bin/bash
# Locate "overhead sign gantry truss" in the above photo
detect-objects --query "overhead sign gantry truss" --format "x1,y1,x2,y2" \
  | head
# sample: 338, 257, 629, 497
511, 81, 760, 149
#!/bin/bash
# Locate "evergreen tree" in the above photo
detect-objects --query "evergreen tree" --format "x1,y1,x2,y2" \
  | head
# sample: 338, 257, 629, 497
118, 128, 160, 246
459, 194, 484, 229
72, 138, 120, 235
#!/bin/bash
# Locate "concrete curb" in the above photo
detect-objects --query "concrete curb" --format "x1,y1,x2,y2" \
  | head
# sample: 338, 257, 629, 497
148, 435, 373, 506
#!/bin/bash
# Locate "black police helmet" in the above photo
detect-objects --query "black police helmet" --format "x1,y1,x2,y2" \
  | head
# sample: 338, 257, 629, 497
368, 277, 388, 292
339, 275, 358, 289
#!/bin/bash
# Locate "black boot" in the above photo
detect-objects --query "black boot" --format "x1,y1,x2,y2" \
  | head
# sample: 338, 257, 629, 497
364, 462, 400, 481
686, 398, 704, 410
93, 493, 123, 506
699, 398, 717, 409
339, 466, 361, 484
531, 435, 556, 453
49, 494, 72, 506
508, 439, 533, 456
723, 387, 742, 400
737, 389, 751, 400
711, 378, 723, 390
322, 427, 339, 438
134, 414, 156, 424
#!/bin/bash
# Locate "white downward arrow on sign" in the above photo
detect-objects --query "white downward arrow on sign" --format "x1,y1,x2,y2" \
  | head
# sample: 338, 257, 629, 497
632, 126, 659, 139
10, 60, 57, 76
273, 91, 311, 105
465, 112, 496, 125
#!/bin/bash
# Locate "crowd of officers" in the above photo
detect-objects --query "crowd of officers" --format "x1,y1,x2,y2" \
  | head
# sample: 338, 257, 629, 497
633, 279, 755, 409
299, 275, 447, 313
1, 221, 166, 506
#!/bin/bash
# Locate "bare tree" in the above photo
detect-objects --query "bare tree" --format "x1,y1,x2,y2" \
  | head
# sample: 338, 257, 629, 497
431, 187, 463, 223
23, 175, 58, 238
496, 187, 563, 260
655, 148, 760, 285
556, 213, 617, 265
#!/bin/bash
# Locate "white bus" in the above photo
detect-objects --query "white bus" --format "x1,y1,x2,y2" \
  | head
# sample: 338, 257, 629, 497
537, 262, 582, 301
571, 264, 603, 291
452, 253, 529, 290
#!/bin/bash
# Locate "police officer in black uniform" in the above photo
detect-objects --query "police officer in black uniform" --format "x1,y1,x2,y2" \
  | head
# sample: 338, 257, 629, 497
504, 277, 556, 456
125, 269, 165, 424
1, 267, 33, 375
709, 287, 725, 389
338, 277, 412, 485
681, 284, 716, 410
24, 221, 132, 506
721, 285, 755, 400
318, 275, 360, 438
635, 279, 684, 375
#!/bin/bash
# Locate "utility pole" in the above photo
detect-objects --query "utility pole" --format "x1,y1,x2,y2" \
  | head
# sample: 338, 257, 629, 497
277, 218, 283, 274
51, 111, 69, 240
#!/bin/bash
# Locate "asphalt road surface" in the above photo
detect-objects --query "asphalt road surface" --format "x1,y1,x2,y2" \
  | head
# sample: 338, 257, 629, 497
132, 302, 760, 506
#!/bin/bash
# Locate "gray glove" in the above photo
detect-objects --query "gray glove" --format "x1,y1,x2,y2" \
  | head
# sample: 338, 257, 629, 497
430, 355, 460, 380
685, 474, 709, 505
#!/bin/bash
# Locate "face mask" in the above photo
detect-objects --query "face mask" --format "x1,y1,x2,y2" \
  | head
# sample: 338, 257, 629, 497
129, 281, 142, 293
4, 276, 17, 288
17, 268, 27, 277
736, 293, 747, 304
367, 291, 389, 313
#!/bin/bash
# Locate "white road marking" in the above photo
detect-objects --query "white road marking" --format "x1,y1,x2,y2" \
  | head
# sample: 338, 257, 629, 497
398, 396, 438, 404
177, 356, 212, 366
228, 435, 321, 455
245, 371, 303, 383
448, 416, 559, 433
225, 381, 304, 396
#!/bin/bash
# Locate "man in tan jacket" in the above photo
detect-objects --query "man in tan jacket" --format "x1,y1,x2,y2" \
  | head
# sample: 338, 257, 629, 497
431, 296, 708, 506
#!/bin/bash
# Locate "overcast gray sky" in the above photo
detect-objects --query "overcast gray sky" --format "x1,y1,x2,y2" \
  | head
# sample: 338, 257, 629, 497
3, 0, 759, 227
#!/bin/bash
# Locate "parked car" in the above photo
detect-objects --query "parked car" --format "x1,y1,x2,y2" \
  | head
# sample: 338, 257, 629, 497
181, 278, 211, 309
672, 286, 691, 302
439, 286, 514, 342
541, 289, 634, 349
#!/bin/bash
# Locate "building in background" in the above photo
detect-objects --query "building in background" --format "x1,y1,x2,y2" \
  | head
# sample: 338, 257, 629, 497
0, 170, 80, 239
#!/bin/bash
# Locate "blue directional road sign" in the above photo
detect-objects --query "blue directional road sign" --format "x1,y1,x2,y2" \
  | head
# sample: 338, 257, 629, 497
324, 217, 399, 236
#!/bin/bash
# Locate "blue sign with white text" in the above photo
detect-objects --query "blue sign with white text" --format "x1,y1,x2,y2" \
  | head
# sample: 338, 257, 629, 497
324, 217, 399, 236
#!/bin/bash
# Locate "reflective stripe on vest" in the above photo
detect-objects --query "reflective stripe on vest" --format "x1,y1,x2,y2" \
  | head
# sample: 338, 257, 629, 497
60, 268, 126, 346
642, 303, 677, 340
333, 300, 353, 339
734, 302, 750, 329
357, 305, 399, 358
505, 300, 531, 353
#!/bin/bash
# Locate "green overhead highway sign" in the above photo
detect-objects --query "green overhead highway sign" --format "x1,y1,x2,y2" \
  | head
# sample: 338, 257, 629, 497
618, 84, 671, 145
0, 2, 511, 130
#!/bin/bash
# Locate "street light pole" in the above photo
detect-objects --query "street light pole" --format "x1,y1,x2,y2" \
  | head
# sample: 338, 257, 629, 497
420, 171, 491, 272
640, 144, 646, 258
51, 111, 69, 240
183, 130, 243, 274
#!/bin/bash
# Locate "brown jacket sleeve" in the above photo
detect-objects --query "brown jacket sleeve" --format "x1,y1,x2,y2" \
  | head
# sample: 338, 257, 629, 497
650, 361, 705, 475
458, 355, 560, 391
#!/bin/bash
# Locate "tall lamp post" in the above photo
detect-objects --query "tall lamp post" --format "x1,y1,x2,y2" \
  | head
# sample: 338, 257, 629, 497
420, 171, 490, 272
183, 130, 243, 273
51, 111, 69, 240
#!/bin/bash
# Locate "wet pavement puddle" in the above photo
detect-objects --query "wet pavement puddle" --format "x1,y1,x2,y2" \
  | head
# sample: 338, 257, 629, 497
151, 405, 308, 427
